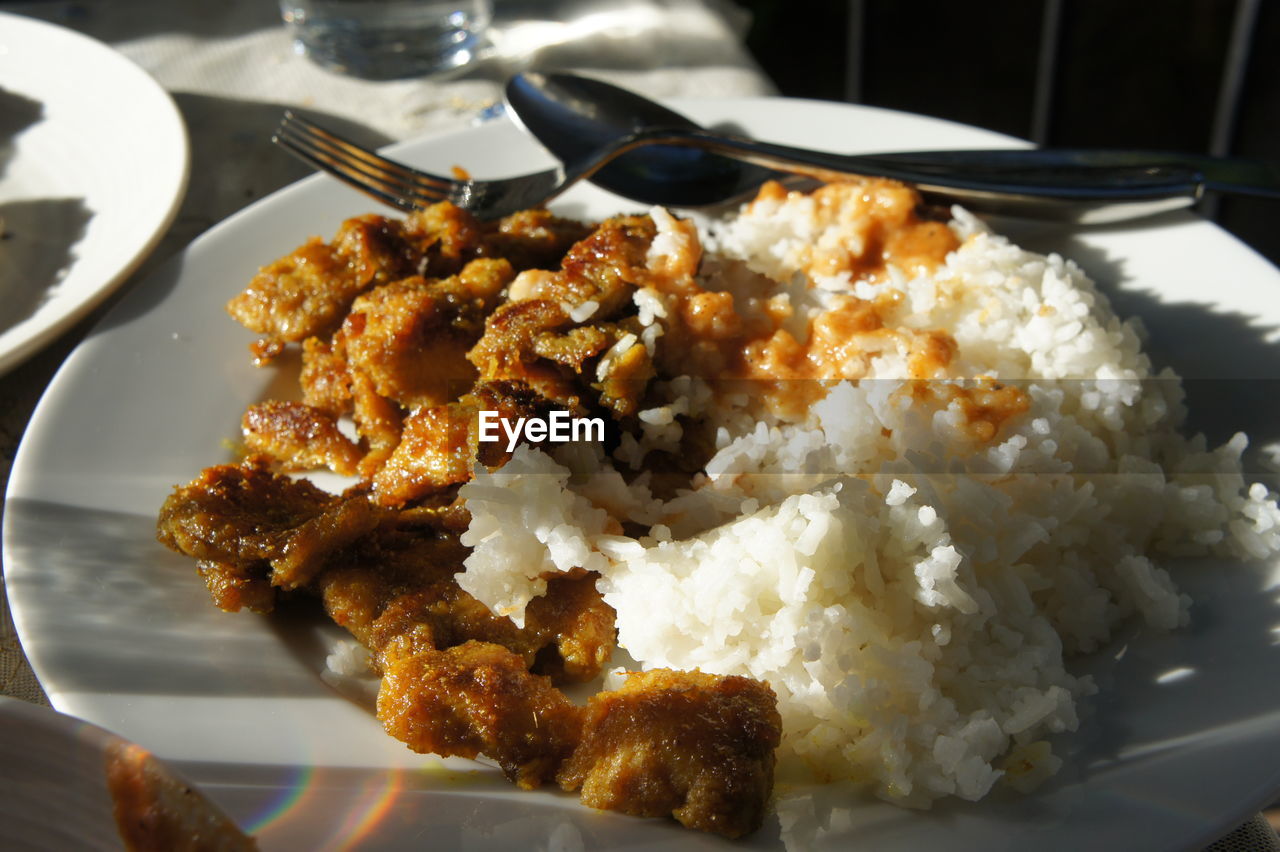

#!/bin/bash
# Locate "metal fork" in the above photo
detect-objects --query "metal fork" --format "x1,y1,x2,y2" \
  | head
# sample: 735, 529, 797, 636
273, 111, 568, 219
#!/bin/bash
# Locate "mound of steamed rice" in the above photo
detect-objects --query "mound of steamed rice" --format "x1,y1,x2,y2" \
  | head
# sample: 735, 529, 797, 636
456, 192, 1280, 807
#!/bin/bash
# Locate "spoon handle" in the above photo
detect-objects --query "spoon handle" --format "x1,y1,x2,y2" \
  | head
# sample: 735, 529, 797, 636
616, 128, 1280, 224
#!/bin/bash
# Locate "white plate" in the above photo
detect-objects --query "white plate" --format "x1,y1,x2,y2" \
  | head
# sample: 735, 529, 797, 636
0, 696, 253, 848
0, 697, 123, 849
7, 99, 1280, 850
0, 12, 188, 374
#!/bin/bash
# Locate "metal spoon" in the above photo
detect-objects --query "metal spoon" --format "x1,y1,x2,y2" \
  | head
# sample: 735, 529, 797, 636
504, 72, 1280, 223
504, 71, 775, 207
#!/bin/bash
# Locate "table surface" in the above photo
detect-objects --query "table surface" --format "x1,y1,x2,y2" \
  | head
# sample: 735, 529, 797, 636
0, 2, 1274, 848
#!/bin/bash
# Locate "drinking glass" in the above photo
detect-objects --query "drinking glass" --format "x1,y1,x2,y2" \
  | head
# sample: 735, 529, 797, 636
280, 0, 493, 79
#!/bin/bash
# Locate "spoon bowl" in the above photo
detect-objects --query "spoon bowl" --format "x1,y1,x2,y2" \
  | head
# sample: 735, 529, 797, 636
504, 72, 774, 206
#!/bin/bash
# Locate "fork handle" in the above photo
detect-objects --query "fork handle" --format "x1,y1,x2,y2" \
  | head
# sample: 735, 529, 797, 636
616, 128, 1279, 224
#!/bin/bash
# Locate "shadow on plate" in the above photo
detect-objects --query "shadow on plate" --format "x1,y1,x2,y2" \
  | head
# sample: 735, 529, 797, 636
3, 497, 329, 699
0, 198, 93, 332
0, 86, 43, 178
1002, 217, 1280, 469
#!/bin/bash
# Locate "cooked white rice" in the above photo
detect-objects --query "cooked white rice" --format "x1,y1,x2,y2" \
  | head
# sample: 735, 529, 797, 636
455, 189, 1280, 807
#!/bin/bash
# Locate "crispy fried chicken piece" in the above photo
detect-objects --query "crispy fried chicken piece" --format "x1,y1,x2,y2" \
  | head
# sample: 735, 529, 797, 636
585, 324, 654, 419
340, 258, 515, 412
469, 216, 663, 417
483, 209, 594, 271
363, 572, 615, 682
467, 299, 582, 406
557, 669, 781, 839
157, 460, 397, 594
227, 204, 588, 359
269, 494, 386, 590
157, 460, 616, 682
308, 504, 615, 680
194, 561, 275, 614
349, 370, 405, 479
553, 214, 658, 318
156, 458, 335, 567
377, 641, 583, 789
227, 235, 355, 358
471, 301, 655, 419
522, 572, 616, 683
241, 400, 362, 476
310, 528, 468, 648
370, 379, 556, 507
228, 214, 437, 353
300, 336, 352, 415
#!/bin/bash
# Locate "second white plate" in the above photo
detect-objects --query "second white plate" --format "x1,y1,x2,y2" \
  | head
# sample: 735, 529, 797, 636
0, 12, 188, 373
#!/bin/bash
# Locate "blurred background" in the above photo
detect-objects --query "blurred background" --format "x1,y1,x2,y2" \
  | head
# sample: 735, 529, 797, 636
727, 0, 1279, 267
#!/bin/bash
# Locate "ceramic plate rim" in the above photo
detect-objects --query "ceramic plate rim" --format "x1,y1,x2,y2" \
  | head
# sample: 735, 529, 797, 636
0, 11, 190, 374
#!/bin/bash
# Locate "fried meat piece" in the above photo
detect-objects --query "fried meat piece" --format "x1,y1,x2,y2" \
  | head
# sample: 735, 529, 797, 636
482, 209, 594, 271
227, 214, 432, 352
227, 204, 587, 358
586, 325, 654, 419
300, 336, 353, 414
241, 400, 362, 476
340, 258, 515, 411
156, 458, 335, 568
467, 299, 581, 405
468, 216, 663, 417
225, 204, 479, 353
311, 527, 469, 648
318, 526, 615, 682
227, 235, 358, 354
551, 214, 658, 318
377, 641, 583, 789
350, 370, 405, 479
365, 573, 616, 682
158, 460, 616, 681
269, 494, 386, 590
370, 379, 556, 506
557, 669, 781, 839
472, 301, 655, 419
194, 561, 275, 614
158, 461, 399, 596
521, 573, 617, 683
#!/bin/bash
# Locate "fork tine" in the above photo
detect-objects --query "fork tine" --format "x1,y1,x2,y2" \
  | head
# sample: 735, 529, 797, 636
274, 112, 475, 211
273, 122, 439, 197
273, 122, 444, 203
280, 111, 456, 192
273, 120, 454, 211
276, 134, 442, 210
277, 110, 459, 202
274, 133, 432, 213
272, 110, 573, 219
